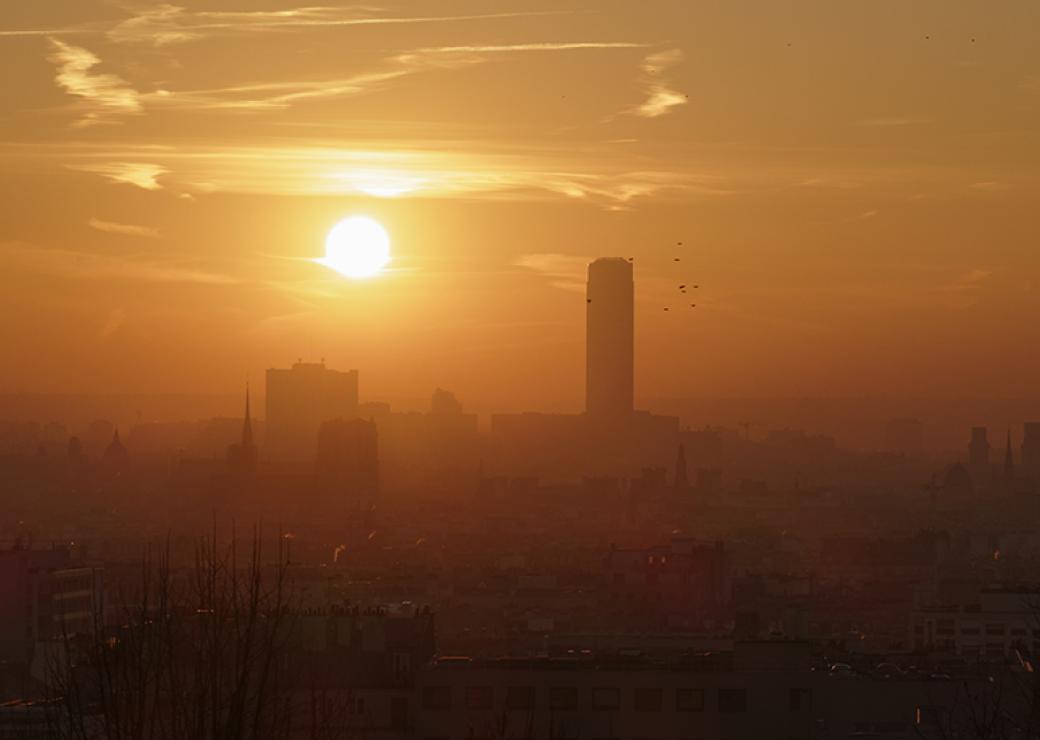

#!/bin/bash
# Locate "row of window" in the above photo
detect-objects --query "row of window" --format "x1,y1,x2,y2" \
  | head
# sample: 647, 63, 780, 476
421, 686, 812, 713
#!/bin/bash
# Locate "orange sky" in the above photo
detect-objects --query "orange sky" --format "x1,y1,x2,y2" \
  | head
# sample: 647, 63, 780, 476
1, 0, 1038, 411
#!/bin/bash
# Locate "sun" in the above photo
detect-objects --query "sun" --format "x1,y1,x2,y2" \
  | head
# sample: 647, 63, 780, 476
317, 216, 391, 279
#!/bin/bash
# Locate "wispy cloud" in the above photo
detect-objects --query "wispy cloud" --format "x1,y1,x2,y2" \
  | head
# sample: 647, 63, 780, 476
971, 181, 1011, 191
0, 241, 238, 285
632, 48, 686, 118
55, 142, 725, 207
71, 162, 167, 190
106, 5, 571, 46
46, 30, 641, 119
47, 38, 141, 126
414, 41, 646, 54
88, 217, 161, 239
143, 70, 414, 111
515, 253, 590, 292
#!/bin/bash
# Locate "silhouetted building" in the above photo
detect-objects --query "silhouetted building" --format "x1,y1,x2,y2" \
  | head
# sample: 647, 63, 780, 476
431, 388, 463, 416
102, 429, 128, 468
586, 258, 633, 420
606, 537, 730, 612
316, 417, 379, 508
674, 444, 689, 491
0, 546, 102, 664
968, 426, 989, 469
1022, 421, 1040, 479
227, 385, 258, 477
265, 360, 359, 461
1003, 429, 1015, 491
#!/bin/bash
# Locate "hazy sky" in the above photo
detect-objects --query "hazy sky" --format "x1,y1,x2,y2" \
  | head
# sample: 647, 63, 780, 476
1, 1, 1038, 410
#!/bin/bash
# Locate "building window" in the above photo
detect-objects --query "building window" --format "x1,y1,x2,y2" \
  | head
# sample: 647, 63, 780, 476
592, 688, 620, 710
676, 688, 705, 712
422, 686, 451, 711
465, 686, 493, 710
549, 687, 578, 711
788, 688, 811, 712
718, 688, 747, 713
506, 686, 535, 710
633, 688, 663, 712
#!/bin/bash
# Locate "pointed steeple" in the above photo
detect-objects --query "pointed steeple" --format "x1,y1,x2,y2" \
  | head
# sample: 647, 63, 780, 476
103, 428, 127, 467
242, 384, 254, 448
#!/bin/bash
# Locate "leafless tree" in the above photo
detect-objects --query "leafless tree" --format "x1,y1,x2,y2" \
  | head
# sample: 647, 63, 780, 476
44, 527, 352, 740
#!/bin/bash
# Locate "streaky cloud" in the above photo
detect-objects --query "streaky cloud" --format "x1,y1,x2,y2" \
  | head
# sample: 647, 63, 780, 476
0, 241, 238, 285
107, 5, 574, 46
71, 162, 167, 190
88, 217, 162, 239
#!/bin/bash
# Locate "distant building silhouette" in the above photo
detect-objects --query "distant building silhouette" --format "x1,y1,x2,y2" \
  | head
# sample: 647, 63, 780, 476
102, 429, 128, 469
431, 387, 463, 416
1002, 429, 1016, 494
265, 360, 359, 461
1021, 422, 1040, 479
227, 385, 258, 477
316, 417, 379, 508
674, 444, 689, 491
586, 258, 633, 420
968, 426, 990, 469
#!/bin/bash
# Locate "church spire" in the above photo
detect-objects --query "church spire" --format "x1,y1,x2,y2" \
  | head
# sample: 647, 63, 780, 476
242, 384, 254, 448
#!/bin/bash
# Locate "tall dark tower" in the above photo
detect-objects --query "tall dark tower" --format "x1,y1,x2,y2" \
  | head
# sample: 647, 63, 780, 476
969, 426, 990, 469
242, 384, 254, 448
674, 444, 689, 491
586, 258, 634, 420
228, 385, 258, 477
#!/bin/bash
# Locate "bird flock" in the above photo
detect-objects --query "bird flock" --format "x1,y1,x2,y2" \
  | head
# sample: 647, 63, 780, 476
665, 240, 699, 313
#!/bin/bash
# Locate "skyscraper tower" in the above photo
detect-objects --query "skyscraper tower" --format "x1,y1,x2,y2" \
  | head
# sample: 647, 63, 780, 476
586, 258, 634, 420
1003, 429, 1016, 494
1021, 422, 1040, 479
969, 427, 990, 469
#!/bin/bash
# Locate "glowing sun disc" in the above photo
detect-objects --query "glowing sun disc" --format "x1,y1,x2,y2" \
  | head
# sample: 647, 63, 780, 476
318, 216, 391, 279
